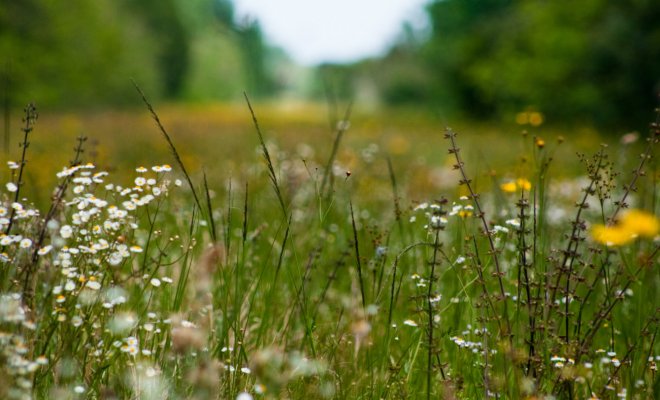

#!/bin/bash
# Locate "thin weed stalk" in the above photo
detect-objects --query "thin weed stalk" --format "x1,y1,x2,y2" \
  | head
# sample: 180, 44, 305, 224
132, 80, 206, 221
203, 170, 217, 242
426, 227, 445, 400
22, 134, 86, 301
350, 199, 366, 310
5, 104, 37, 236
243, 92, 288, 219
320, 102, 352, 198
445, 128, 512, 338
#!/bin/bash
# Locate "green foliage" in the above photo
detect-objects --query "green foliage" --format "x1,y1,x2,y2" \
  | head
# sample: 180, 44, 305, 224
120, 0, 190, 98
423, 0, 660, 128
0, 0, 281, 107
0, 0, 162, 107
180, 30, 246, 101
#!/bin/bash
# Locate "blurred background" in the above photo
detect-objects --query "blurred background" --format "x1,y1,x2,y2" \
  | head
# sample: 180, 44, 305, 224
1, 0, 659, 131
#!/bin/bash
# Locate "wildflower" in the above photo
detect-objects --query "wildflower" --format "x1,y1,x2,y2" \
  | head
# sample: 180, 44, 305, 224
505, 218, 521, 228
136, 166, 148, 173
6, 182, 18, 192
19, 238, 32, 248
458, 209, 472, 218
535, 137, 545, 148
517, 178, 532, 191
621, 132, 639, 145
500, 181, 517, 193
501, 178, 532, 193
403, 319, 418, 327
108, 252, 123, 266
64, 281, 76, 291
60, 225, 73, 239
591, 226, 633, 246
236, 393, 253, 400
38, 245, 53, 255
86, 280, 101, 290
529, 112, 544, 127
134, 177, 146, 186
430, 215, 447, 229
591, 209, 659, 246
150, 278, 161, 287
71, 316, 83, 327
492, 225, 509, 234
620, 209, 659, 238
153, 164, 171, 172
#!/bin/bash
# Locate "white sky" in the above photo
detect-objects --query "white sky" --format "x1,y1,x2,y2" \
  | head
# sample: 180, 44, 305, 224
232, 0, 430, 65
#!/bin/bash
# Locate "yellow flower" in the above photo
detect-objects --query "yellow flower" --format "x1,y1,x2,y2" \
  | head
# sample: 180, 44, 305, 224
591, 225, 635, 246
619, 209, 659, 238
500, 181, 517, 193
458, 210, 473, 218
516, 178, 532, 191
529, 112, 544, 127
535, 137, 545, 148
501, 178, 532, 193
591, 209, 658, 246
516, 112, 529, 125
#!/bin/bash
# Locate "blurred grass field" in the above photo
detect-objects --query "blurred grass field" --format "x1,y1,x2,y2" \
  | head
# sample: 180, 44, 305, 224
5, 102, 606, 207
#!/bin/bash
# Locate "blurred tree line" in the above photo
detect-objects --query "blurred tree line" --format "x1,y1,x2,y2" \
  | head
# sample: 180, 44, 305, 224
2, 0, 658, 129
319, 0, 659, 129
0, 0, 278, 108
424, 0, 660, 127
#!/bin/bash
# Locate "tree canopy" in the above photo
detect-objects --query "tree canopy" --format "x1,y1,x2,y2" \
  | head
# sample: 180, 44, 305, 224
423, 0, 660, 128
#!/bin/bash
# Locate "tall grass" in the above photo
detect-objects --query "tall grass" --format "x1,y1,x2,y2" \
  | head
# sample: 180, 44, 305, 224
0, 100, 657, 400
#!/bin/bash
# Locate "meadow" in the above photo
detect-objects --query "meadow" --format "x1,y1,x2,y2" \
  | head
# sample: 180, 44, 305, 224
0, 97, 658, 399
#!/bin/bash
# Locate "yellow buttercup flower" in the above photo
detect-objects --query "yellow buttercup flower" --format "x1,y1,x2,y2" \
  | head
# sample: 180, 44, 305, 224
591, 209, 659, 246
458, 210, 473, 218
591, 225, 635, 246
619, 209, 659, 238
501, 181, 517, 193
529, 112, 544, 127
501, 178, 532, 193
516, 178, 532, 191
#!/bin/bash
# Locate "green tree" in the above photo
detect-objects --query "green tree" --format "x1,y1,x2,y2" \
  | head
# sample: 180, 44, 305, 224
237, 18, 275, 97
424, 0, 660, 129
120, 0, 190, 98
0, 0, 161, 107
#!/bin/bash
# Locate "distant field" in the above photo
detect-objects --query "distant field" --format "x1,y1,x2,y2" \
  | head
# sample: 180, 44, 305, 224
5, 102, 606, 204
